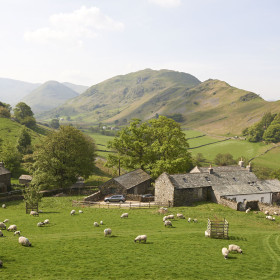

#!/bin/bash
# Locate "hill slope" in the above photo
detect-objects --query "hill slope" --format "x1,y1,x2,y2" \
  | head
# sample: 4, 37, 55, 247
22, 81, 79, 115
62, 82, 88, 94
0, 78, 41, 105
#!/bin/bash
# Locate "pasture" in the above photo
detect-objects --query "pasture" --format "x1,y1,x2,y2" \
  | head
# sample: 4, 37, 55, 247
1, 197, 280, 279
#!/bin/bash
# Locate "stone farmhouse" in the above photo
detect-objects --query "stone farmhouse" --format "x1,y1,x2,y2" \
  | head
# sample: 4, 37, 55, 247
99, 169, 152, 196
0, 162, 11, 193
155, 161, 280, 207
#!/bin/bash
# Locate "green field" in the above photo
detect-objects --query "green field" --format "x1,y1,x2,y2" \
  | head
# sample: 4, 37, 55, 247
1, 197, 280, 279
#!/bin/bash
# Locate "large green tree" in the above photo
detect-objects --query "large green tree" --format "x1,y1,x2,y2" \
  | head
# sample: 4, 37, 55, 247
0, 142, 22, 173
16, 127, 32, 154
13, 102, 36, 128
106, 116, 193, 178
32, 125, 96, 189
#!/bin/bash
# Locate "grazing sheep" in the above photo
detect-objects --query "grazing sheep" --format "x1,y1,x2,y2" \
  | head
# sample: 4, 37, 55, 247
164, 220, 172, 227
167, 214, 174, 219
2, 204, 6, 208
79, 210, 83, 213
44, 219, 50, 224
222, 247, 229, 259
0, 222, 6, 230
30, 211, 38, 216
228, 244, 243, 254
7, 225, 17, 232
121, 213, 128, 218
205, 230, 210, 237
134, 235, 147, 243
93, 222, 99, 227
104, 228, 112, 237
14, 231, 21, 236
3, 219, 9, 223
188, 218, 192, 222
18, 236, 31, 247
266, 215, 275, 221
163, 216, 168, 222
100, 221, 103, 225
265, 210, 269, 215
37, 222, 45, 227
0, 260, 2, 267
0, 230, 3, 237
193, 219, 198, 223
245, 208, 251, 213
177, 213, 185, 219
70, 210, 75, 215
273, 211, 278, 216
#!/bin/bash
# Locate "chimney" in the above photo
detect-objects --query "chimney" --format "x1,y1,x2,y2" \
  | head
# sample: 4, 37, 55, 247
208, 165, 214, 174
238, 158, 244, 168
246, 162, 252, 172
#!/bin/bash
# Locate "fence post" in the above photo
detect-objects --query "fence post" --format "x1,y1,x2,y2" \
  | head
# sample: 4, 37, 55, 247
149, 201, 150, 208
130, 202, 131, 209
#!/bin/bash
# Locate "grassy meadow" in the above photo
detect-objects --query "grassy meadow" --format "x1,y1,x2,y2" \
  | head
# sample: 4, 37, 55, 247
1, 196, 280, 279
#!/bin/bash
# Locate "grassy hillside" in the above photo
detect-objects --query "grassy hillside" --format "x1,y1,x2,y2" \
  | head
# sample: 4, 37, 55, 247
1, 197, 280, 279
22, 81, 79, 115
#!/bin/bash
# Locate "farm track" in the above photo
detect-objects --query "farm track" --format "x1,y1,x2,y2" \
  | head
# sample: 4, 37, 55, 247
262, 234, 280, 279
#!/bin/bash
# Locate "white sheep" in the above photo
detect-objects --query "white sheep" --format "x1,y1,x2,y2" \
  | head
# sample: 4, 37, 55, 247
37, 222, 45, 227
2, 204, 6, 208
30, 210, 38, 216
273, 211, 278, 216
100, 221, 103, 225
0, 230, 3, 237
18, 236, 31, 247
193, 219, 198, 223
134, 235, 147, 243
163, 216, 168, 222
205, 230, 210, 237
121, 213, 128, 218
266, 215, 275, 220
167, 214, 174, 219
222, 247, 229, 259
245, 208, 251, 213
79, 210, 83, 213
14, 231, 21, 236
0, 222, 6, 230
93, 222, 99, 227
228, 244, 243, 254
177, 213, 185, 219
3, 219, 9, 223
265, 210, 269, 215
70, 210, 76, 215
44, 219, 50, 224
7, 225, 17, 232
104, 228, 112, 237
164, 220, 172, 227
188, 218, 192, 222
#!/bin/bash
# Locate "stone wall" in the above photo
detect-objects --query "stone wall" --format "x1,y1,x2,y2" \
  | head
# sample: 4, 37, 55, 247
155, 173, 174, 206
0, 173, 11, 192
127, 181, 150, 195
84, 191, 102, 202
173, 187, 210, 206
218, 197, 238, 210
258, 202, 280, 215
99, 179, 127, 196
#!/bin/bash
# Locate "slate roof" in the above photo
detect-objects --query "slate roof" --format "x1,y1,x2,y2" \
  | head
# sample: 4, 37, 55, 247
0, 162, 11, 175
19, 175, 32, 181
114, 169, 151, 190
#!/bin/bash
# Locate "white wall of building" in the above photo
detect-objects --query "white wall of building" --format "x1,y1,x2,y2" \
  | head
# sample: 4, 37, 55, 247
225, 193, 271, 204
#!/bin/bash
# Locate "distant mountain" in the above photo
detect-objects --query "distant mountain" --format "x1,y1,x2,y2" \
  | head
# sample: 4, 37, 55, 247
0, 78, 41, 105
62, 82, 89, 94
22, 81, 79, 115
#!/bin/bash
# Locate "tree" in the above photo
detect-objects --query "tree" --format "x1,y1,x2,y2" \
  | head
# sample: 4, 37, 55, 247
0, 142, 22, 173
13, 102, 36, 128
0, 102, 11, 118
23, 184, 42, 206
263, 113, 280, 143
50, 119, 60, 129
32, 125, 96, 189
106, 116, 193, 178
214, 153, 236, 166
17, 127, 32, 154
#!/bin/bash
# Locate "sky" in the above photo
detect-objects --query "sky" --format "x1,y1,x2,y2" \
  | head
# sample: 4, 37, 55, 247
0, 0, 280, 100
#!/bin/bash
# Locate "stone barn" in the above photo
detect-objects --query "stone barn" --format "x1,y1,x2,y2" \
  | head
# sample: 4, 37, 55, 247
155, 164, 280, 207
99, 169, 152, 196
0, 162, 11, 193
19, 175, 33, 186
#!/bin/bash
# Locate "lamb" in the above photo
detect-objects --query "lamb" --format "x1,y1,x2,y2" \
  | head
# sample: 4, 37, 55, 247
163, 216, 168, 222
265, 210, 269, 215
18, 236, 31, 247
167, 214, 174, 219
100, 221, 103, 225
70, 210, 76, 215
14, 231, 21, 236
121, 213, 128, 218
228, 244, 243, 254
266, 215, 275, 220
0, 222, 6, 230
193, 219, 198, 223
44, 219, 50, 224
134, 235, 147, 243
164, 220, 172, 227
2, 204, 6, 208
3, 219, 9, 223
205, 230, 210, 237
188, 218, 192, 222
7, 225, 17, 232
273, 211, 278, 216
79, 210, 83, 213
177, 213, 185, 219
30, 210, 38, 216
0, 230, 3, 237
222, 247, 229, 259
37, 222, 45, 227
104, 228, 112, 237
245, 208, 251, 213
93, 222, 99, 227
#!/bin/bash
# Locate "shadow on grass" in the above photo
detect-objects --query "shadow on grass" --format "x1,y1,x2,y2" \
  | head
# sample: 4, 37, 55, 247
40, 211, 60, 214
228, 236, 247, 241
109, 235, 118, 238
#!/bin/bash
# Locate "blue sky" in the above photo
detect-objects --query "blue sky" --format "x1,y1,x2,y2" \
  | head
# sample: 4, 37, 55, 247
0, 0, 279, 100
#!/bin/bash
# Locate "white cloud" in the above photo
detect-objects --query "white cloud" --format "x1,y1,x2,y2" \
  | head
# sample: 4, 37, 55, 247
148, 0, 181, 8
24, 6, 124, 46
